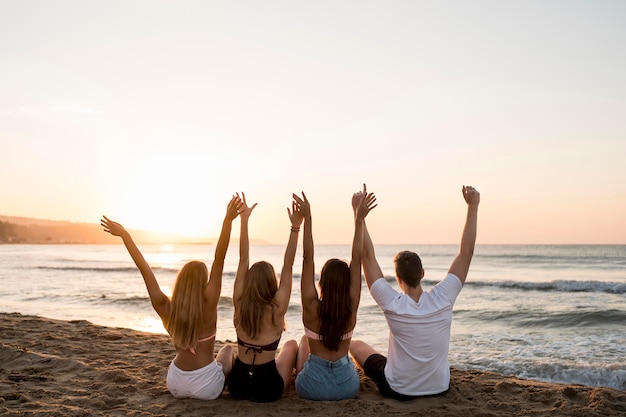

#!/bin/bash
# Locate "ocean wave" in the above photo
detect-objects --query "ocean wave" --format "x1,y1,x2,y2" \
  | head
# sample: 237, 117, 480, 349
455, 359, 626, 391
476, 252, 623, 264
384, 276, 626, 294
473, 245, 626, 265
19, 293, 236, 308
455, 308, 626, 328
466, 279, 626, 294
218, 295, 233, 306
94, 295, 150, 306
93, 294, 236, 308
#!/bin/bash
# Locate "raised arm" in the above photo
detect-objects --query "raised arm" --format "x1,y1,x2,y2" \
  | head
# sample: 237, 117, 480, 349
205, 194, 242, 308
294, 193, 316, 319
101, 216, 169, 317
361, 217, 385, 290
448, 185, 480, 285
275, 194, 305, 314
350, 185, 377, 302
233, 193, 257, 312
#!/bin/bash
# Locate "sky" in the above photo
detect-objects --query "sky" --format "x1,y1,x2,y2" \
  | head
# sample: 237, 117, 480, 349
1, 0, 625, 244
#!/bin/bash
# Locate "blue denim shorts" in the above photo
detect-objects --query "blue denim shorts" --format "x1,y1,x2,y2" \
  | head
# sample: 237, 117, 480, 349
295, 354, 360, 401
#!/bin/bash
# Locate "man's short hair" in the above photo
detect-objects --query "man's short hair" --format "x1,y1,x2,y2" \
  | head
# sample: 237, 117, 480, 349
393, 251, 423, 288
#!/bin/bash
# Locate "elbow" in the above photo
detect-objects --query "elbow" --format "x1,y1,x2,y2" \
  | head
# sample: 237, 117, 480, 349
459, 246, 475, 260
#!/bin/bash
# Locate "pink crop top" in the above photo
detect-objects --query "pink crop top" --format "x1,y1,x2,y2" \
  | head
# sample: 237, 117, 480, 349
304, 327, 353, 341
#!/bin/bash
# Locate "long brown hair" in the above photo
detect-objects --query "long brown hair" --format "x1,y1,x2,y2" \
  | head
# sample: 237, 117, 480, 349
237, 261, 280, 338
166, 261, 208, 352
317, 258, 352, 351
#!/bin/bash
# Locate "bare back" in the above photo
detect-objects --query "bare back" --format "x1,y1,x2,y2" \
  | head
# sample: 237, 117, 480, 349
169, 296, 218, 371
235, 302, 285, 365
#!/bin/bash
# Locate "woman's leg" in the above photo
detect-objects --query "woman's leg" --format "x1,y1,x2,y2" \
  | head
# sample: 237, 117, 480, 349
276, 339, 298, 390
295, 335, 309, 375
216, 344, 235, 378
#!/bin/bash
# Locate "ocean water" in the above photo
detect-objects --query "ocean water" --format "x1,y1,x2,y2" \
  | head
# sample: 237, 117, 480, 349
0, 243, 624, 390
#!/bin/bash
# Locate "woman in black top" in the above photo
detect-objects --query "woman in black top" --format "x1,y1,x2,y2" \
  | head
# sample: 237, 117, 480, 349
228, 192, 304, 402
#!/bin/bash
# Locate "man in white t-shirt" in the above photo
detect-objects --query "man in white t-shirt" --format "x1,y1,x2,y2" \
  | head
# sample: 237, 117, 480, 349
350, 185, 480, 400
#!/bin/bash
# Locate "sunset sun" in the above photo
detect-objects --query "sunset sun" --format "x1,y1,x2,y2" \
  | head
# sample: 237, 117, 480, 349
113, 146, 241, 238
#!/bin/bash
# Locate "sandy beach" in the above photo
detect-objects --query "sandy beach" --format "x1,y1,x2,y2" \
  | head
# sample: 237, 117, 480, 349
1, 312, 624, 416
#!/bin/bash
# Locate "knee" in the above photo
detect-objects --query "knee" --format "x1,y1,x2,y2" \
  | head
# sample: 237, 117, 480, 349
219, 344, 234, 356
283, 339, 298, 353
217, 344, 235, 366
349, 339, 364, 354
349, 339, 375, 367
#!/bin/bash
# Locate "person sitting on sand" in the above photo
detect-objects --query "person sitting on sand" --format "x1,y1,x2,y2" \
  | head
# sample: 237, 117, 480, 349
294, 187, 376, 401
100, 194, 242, 400
349, 185, 480, 400
227, 192, 303, 403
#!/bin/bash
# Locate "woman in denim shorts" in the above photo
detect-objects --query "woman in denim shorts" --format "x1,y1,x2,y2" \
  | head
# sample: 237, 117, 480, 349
294, 186, 377, 400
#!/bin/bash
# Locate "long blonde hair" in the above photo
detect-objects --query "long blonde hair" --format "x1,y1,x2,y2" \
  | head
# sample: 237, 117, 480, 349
166, 261, 208, 351
237, 261, 281, 339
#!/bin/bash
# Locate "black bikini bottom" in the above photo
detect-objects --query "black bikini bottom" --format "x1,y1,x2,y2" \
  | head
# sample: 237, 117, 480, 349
227, 357, 284, 403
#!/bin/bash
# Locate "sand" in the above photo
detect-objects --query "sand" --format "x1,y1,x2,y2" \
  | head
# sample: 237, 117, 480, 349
1, 312, 624, 416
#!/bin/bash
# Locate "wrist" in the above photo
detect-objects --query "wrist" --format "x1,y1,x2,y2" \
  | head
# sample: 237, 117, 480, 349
290, 225, 301, 232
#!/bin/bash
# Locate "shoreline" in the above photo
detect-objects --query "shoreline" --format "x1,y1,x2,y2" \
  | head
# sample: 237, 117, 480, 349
1, 313, 624, 416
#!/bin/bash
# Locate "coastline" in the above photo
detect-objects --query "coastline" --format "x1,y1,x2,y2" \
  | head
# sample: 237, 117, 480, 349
1, 312, 624, 416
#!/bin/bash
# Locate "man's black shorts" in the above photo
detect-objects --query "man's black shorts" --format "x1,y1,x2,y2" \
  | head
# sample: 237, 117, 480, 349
363, 353, 450, 401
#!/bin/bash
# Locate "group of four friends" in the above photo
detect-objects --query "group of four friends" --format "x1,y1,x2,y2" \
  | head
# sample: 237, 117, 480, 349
101, 183, 480, 402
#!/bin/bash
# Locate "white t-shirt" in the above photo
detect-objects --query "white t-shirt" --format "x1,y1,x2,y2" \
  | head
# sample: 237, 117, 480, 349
370, 273, 463, 396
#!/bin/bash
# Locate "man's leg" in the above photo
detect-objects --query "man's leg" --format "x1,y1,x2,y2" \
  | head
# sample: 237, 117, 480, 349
349, 339, 380, 369
350, 339, 393, 397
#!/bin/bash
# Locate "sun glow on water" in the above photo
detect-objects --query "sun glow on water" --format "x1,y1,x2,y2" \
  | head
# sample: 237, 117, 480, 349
134, 316, 167, 335
161, 285, 173, 298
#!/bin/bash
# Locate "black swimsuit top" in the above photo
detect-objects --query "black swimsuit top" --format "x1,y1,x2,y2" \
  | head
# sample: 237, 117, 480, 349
237, 336, 281, 354
236, 336, 281, 376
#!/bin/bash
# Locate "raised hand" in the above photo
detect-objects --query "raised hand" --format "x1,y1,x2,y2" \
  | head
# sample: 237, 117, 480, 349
352, 184, 366, 215
462, 185, 480, 207
288, 193, 307, 228
238, 192, 258, 220
353, 184, 377, 220
291, 192, 310, 221
225, 193, 244, 221
101, 216, 127, 237
352, 184, 378, 219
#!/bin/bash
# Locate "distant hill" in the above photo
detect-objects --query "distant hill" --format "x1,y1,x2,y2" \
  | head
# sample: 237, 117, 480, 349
0, 215, 209, 244
0, 215, 270, 245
